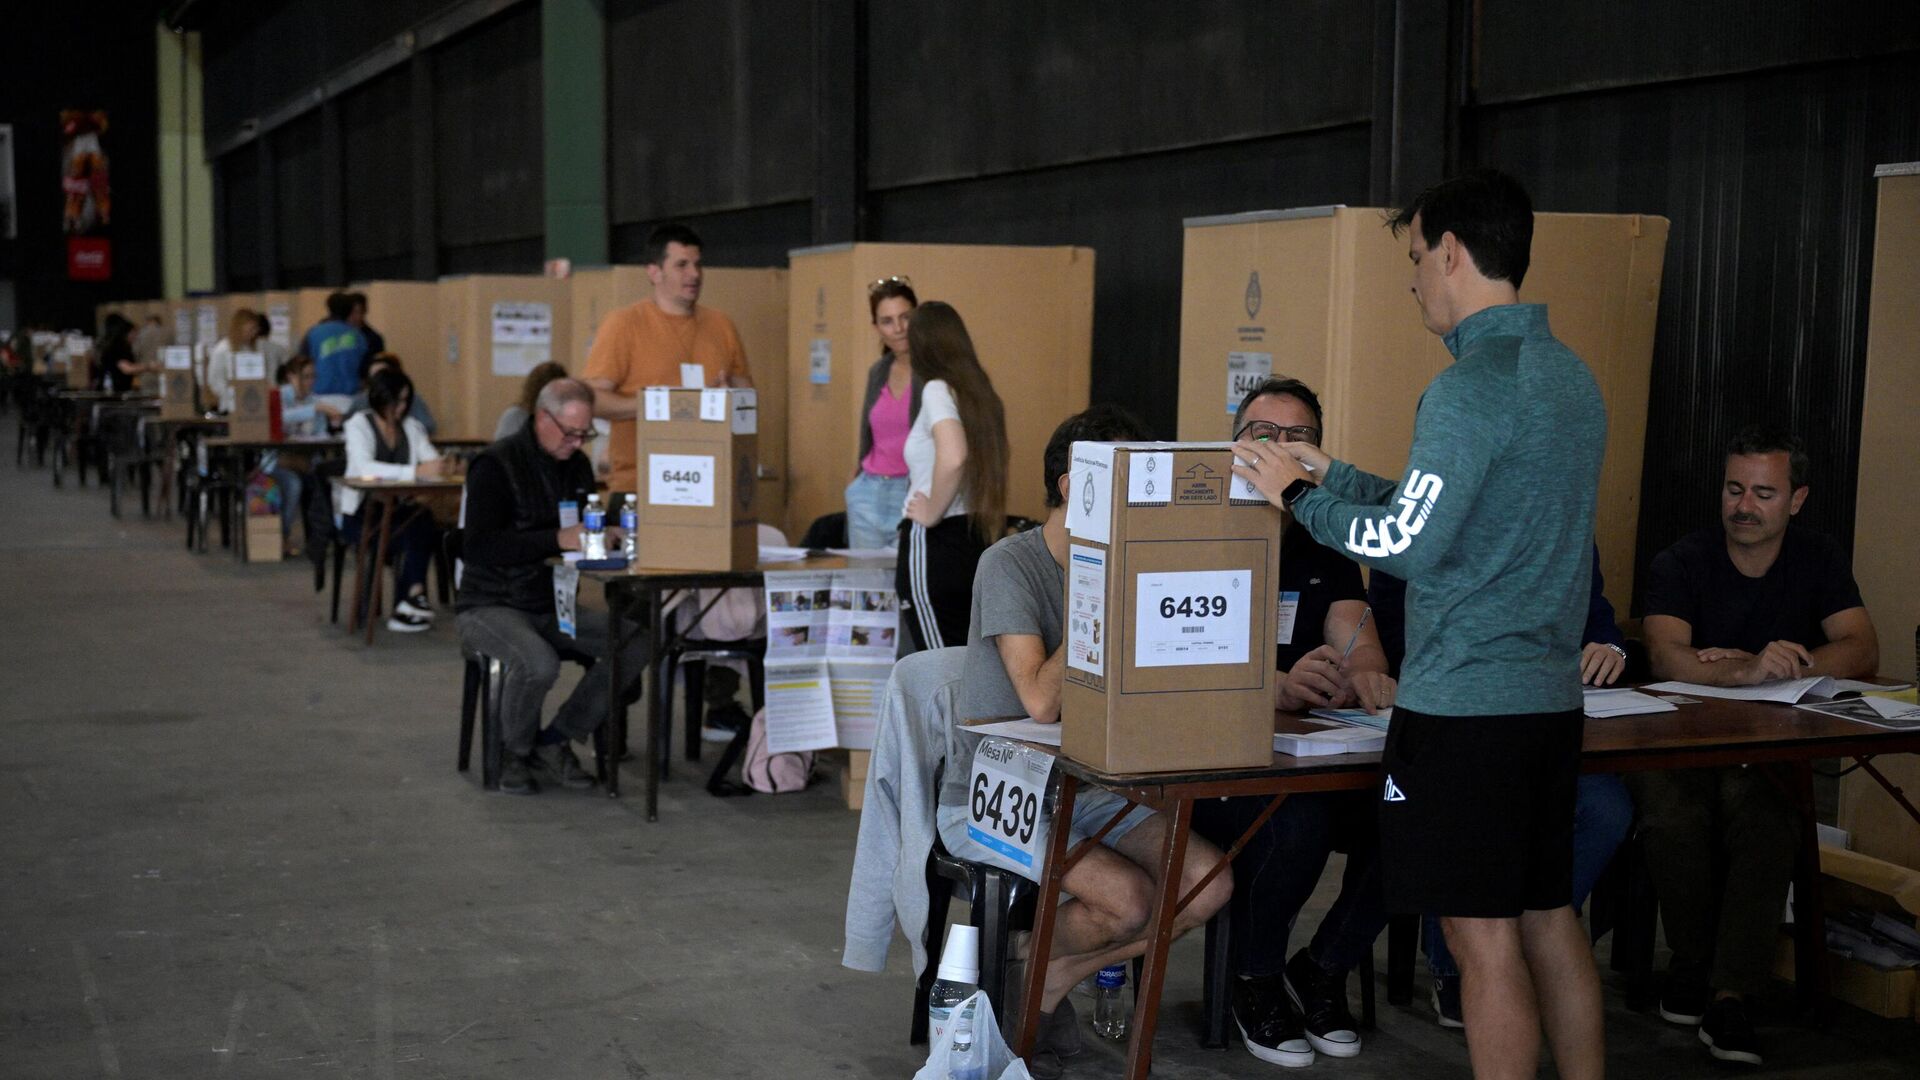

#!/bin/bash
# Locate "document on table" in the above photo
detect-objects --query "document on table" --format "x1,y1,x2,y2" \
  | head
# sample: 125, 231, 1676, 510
1643, 677, 1840, 704
1795, 694, 1920, 731
762, 660, 838, 754
1582, 688, 1679, 718
968, 718, 1065, 747
1308, 707, 1393, 731
1274, 727, 1386, 758
763, 569, 900, 749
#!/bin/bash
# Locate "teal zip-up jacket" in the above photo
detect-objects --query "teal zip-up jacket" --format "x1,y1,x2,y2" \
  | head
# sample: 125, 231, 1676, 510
1290, 303, 1606, 716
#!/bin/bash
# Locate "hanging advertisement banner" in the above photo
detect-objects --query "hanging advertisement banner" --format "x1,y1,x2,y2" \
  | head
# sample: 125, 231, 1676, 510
60, 109, 111, 282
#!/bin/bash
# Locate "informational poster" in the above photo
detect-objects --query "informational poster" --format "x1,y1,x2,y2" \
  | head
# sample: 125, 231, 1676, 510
196, 303, 218, 346
808, 338, 831, 384
174, 309, 193, 347
762, 568, 900, 751
1134, 568, 1252, 667
1226, 351, 1272, 414
489, 301, 552, 376
1067, 545, 1106, 675
266, 303, 292, 349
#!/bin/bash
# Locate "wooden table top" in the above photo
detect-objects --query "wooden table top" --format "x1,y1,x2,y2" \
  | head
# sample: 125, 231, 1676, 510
203, 435, 343, 450
331, 476, 466, 493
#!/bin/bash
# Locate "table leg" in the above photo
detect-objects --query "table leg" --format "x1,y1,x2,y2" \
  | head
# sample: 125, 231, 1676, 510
1855, 756, 1920, 825
365, 495, 396, 646
1788, 760, 1828, 1009
646, 587, 670, 822
1124, 797, 1193, 1080
347, 494, 375, 635
1015, 775, 1079, 1057
603, 584, 626, 798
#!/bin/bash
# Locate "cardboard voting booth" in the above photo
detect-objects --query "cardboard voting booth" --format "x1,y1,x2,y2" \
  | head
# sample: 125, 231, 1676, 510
438, 275, 573, 443
572, 266, 790, 527
226, 350, 276, 441
159, 345, 197, 419
60, 334, 95, 389
1177, 206, 1667, 615
635, 387, 759, 571
351, 281, 446, 430
785, 243, 1095, 541
1856, 162, 1920, 689
259, 291, 297, 352
1060, 443, 1283, 774
293, 288, 333, 348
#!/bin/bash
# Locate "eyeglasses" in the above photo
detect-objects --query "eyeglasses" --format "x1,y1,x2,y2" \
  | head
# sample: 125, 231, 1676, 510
1235, 421, 1321, 445
544, 409, 598, 442
868, 275, 913, 294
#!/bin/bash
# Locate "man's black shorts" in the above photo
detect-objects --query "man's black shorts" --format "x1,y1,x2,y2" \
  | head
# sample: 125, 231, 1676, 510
1376, 706, 1583, 918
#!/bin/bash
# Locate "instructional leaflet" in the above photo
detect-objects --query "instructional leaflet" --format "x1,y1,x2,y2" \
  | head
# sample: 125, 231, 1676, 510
489, 301, 553, 376
760, 569, 900, 753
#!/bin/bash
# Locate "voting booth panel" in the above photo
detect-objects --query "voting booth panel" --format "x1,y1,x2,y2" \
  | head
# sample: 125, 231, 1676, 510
573, 266, 790, 529
293, 287, 333, 347
258, 291, 298, 353
785, 243, 1095, 541
164, 298, 196, 348
352, 281, 446, 432
1178, 207, 1668, 616
437, 275, 573, 444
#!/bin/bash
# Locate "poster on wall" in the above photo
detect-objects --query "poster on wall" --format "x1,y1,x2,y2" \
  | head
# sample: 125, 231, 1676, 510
0, 124, 15, 240
60, 109, 111, 281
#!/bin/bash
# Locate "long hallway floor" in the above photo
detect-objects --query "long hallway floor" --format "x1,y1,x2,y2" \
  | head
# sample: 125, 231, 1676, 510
3, 417, 1917, 1078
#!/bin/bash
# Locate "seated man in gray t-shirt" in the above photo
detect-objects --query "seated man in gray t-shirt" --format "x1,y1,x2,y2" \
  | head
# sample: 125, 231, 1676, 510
938, 405, 1232, 1057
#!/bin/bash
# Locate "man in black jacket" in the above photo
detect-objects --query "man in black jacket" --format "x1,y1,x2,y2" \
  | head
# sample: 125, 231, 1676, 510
455, 378, 645, 794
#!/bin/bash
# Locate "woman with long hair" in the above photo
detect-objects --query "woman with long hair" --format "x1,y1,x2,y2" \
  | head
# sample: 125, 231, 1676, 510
845, 277, 920, 549
896, 301, 1008, 652
338, 368, 448, 633
204, 308, 262, 413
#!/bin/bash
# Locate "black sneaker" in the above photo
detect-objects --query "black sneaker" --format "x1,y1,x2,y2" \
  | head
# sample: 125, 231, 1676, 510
1283, 949, 1361, 1058
1430, 974, 1465, 1030
1039, 997, 1083, 1059
532, 741, 596, 790
1658, 972, 1709, 1026
498, 755, 538, 795
1232, 974, 1314, 1068
701, 703, 750, 744
1698, 997, 1762, 1066
386, 608, 432, 633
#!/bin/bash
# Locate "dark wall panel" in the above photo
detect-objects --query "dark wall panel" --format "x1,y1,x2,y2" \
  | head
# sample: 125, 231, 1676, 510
272, 112, 327, 286
441, 236, 545, 276
434, 6, 543, 250
341, 67, 416, 277
871, 126, 1373, 437
607, 0, 815, 223
610, 201, 812, 270
221, 151, 264, 287
867, 0, 1373, 188
1476, 55, 1920, 602
1478, 0, 1920, 104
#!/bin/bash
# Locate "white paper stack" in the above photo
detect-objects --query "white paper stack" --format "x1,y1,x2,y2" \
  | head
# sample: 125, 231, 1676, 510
1274, 727, 1386, 758
1582, 689, 1680, 718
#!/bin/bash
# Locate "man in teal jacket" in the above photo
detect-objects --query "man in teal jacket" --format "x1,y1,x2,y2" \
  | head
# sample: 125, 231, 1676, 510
1234, 169, 1606, 1080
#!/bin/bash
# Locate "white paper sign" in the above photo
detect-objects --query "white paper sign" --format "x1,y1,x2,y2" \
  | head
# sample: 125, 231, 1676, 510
162, 345, 192, 370
828, 658, 893, 750
730, 388, 758, 435
1067, 545, 1107, 676
763, 660, 839, 754
1135, 568, 1252, 668
233, 351, 266, 381
1065, 442, 1115, 545
489, 301, 552, 376
1227, 351, 1273, 414
267, 304, 292, 348
808, 338, 831, 384
1276, 591, 1301, 646
174, 310, 194, 346
966, 738, 1055, 881
553, 564, 580, 638
648, 453, 716, 507
196, 304, 218, 345
700, 388, 728, 421
642, 387, 671, 421
1126, 451, 1173, 505
679, 362, 705, 389
446, 329, 459, 364
764, 568, 899, 661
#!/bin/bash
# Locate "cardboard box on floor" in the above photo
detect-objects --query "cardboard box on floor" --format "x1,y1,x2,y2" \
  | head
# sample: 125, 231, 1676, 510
1856, 163, 1920, 687
1177, 207, 1668, 616
634, 387, 758, 571
245, 514, 283, 564
785, 243, 1095, 541
158, 345, 197, 419
1060, 443, 1282, 774
438, 275, 572, 442
572, 266, 791, 529
351, 281, 447, 430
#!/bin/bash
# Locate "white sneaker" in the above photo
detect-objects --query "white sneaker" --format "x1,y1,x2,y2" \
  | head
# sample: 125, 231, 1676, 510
395, 595, 435, 621
387, 609, 432, 633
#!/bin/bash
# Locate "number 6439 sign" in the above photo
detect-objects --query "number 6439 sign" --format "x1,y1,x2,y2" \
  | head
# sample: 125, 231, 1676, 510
966, 737, 1057, 882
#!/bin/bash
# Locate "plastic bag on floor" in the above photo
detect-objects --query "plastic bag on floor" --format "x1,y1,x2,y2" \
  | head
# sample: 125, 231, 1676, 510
911, 990, 1034, 1080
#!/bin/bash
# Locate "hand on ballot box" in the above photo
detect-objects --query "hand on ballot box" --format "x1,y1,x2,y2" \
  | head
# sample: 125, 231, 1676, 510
1231, 437, 1322, 508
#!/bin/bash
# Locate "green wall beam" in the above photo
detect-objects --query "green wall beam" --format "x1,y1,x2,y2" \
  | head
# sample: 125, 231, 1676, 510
543, 0, 609, 265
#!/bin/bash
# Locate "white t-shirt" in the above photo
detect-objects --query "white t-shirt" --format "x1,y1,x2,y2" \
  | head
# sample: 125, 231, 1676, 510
901, 379, 967, 520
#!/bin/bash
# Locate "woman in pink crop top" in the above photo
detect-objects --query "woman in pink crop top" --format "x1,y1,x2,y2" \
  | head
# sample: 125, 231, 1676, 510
846, 277, 923, 549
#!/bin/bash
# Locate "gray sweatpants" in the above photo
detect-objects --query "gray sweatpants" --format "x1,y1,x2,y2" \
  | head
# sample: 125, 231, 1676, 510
455, 604, 649, 757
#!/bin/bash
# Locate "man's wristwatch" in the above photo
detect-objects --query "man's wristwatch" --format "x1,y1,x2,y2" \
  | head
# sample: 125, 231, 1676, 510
1280, 477, 1316, 510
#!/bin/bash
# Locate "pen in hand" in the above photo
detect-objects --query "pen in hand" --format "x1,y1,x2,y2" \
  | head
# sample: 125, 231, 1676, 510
1337, 607, 1372, 669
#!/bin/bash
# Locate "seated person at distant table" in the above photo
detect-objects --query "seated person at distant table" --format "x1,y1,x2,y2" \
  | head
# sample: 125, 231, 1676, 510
1629, 425, 1877, 1068
1371, 540, 1636, 1031
339, 369, 447, 634
943, 405, 1232, 1078
348, 352, 439, 435
453, 379, 649, 796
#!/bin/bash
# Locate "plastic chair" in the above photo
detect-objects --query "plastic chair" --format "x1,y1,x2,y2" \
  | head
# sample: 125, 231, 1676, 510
912, 836, 1036, 1045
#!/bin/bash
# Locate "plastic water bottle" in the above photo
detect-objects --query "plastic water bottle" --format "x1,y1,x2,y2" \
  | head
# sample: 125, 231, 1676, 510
582, 494, 606, 559
947, 1007, 987, 1080
619, 493, 638, 561
1092, 964, 1129, 1040
927, 924, 980, 1051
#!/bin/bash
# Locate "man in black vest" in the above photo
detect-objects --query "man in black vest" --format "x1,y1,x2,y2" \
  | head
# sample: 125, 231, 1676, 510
455, 378, 645, 795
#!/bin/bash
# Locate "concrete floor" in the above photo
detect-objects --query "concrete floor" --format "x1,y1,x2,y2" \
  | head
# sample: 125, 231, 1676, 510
3, 417, 1917, 1079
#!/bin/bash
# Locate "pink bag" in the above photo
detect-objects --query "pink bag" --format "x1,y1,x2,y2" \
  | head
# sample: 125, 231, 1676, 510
743, 708, 813, 794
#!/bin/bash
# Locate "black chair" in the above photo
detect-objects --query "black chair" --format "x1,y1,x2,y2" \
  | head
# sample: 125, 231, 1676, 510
912, 837, 1037, 1046
105, 412, 165, 519
662, 642, 767, 769
306, 458, 351, 622
800, 511, 849, 550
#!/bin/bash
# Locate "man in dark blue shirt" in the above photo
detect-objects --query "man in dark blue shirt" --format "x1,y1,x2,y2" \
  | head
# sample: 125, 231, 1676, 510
303, 291, 368, 397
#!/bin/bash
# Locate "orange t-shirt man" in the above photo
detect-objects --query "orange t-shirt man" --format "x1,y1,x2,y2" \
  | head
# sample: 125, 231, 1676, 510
582, 301, 750, 492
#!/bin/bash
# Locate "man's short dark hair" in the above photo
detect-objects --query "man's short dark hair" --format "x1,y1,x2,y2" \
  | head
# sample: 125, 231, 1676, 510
1727, 424, 1809, 489
1233, 377, 1324, 433
643, 223, 704, 266
347, 291, 368, 313
1044, 404, 1150, 508
1388, 168, 1535, 287
325, 291, 354, 320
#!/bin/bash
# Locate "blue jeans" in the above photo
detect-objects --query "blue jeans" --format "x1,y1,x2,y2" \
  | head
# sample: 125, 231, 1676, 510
269, 467, 304, 541
844, 471, 908, 550
341, 502, 439, 602
1423, 773, 1635, 978
1193, 790, 1387, 978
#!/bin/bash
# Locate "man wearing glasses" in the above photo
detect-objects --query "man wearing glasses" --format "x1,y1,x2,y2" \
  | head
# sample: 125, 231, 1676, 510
454, 379, 648, 795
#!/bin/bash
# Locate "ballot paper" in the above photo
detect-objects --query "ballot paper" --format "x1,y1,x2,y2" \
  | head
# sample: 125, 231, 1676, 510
1644, 677, 1841, 704
1582, 688, 1680, 718
1274, 727, 1386, 758
968, 718, 1066, 747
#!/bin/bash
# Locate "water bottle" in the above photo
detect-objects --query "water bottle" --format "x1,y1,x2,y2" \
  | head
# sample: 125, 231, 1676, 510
619, 493, 638, 561
582, 494, 606, 559
1092, 964, 1129, 1040
947, 1007, 987, 1080
927, 924, 980, 1051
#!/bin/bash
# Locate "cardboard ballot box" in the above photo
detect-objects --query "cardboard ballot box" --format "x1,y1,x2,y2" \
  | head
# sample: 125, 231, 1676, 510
226, 351, 276, 441
159, 345, 197, 419
635, 387, 759, 571
1061, 442, 1282, 774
